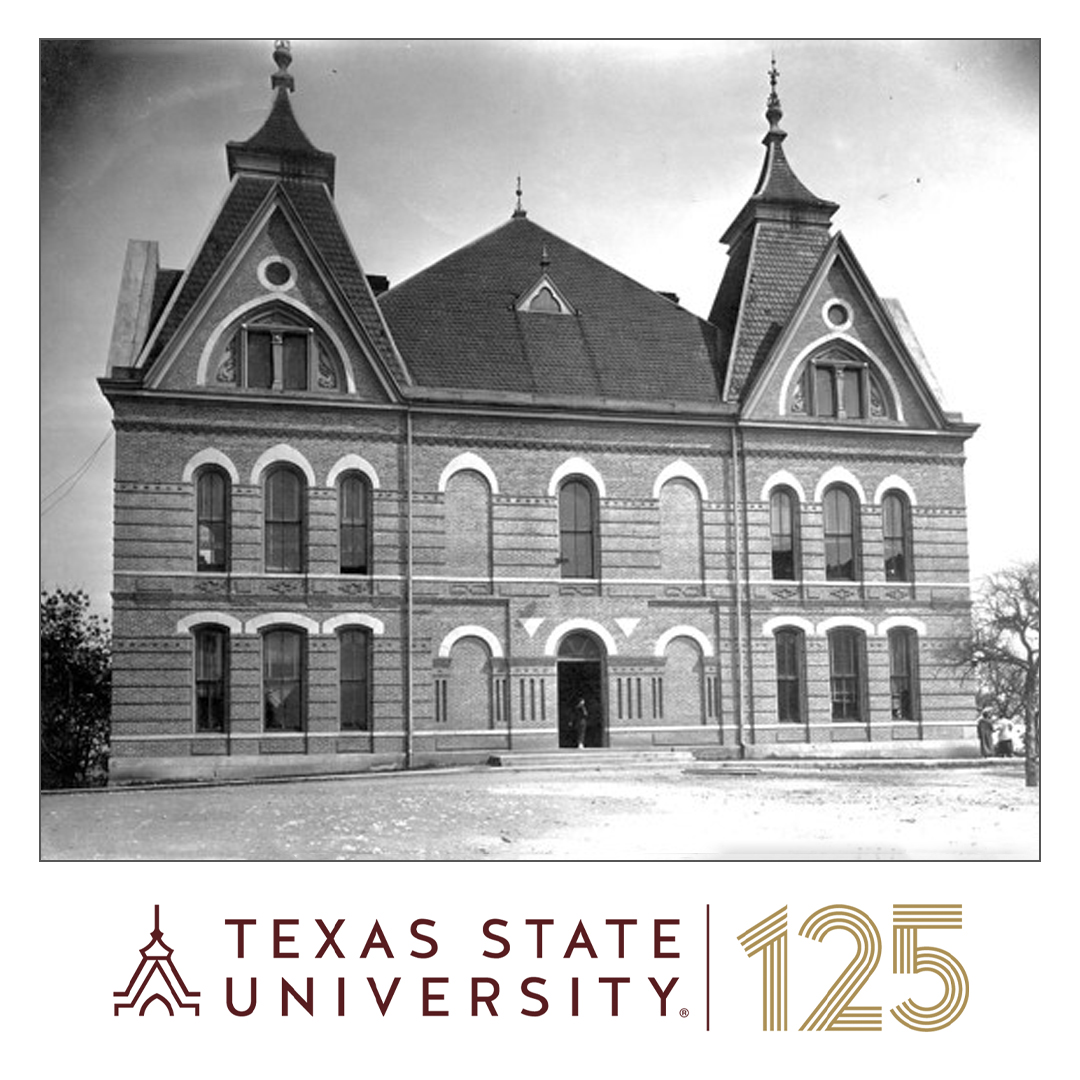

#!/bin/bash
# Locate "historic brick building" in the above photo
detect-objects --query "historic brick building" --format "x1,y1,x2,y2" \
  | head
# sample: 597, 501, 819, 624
100, 45, 979, 782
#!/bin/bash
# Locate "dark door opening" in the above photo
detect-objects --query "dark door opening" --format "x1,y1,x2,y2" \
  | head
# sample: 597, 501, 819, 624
557, 632, 606, 748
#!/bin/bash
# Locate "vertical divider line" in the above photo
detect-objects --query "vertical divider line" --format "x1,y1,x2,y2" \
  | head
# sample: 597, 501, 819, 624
706, 903, 711, 1032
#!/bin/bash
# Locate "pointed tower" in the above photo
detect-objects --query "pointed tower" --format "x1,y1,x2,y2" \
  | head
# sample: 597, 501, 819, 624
225, 40, 336, 191
710, 59, 839, 401
113, 906, 201, 1016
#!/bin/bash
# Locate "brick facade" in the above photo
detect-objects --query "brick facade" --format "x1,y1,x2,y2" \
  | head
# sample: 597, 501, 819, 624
99, 48, 979, 782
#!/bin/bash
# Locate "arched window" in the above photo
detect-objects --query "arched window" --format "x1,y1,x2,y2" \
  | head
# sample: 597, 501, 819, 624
265, 465, 305, 573
888, 627, 920, 721
339, 473, 371, 574
559, 478, 598, 579
196, 468, 229, 572
194, 625, 228, 732
339, 628, 372, 731
774, 627, 806, 722
213, 304, 344, 392
769, 487, 799, 580
263, 628, 305, 731
823, 485, 859, 581
828, 627, 866, 721
882, 492, 912, 582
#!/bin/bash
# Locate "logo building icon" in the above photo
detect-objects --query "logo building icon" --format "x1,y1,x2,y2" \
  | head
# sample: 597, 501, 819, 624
114, 905, 201, 1016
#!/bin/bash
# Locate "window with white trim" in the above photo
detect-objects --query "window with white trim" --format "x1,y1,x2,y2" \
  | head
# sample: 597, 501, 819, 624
196, 467, 229, 572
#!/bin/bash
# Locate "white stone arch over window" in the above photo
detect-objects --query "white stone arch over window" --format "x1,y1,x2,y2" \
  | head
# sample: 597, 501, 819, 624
814, 465, 867, 505
543, 618, 618, 658
816, 615, 875, 637
654, 625, 714, 658
244, 612, 321, 635
176, 611, 244, 635
323, 613, 386, 636
250, 444, 317, 487
437, 625, 504, 660
438, 452, 499, 495
876, 616, 927, 637
653, 461, 709, 501
762, 615, 816, 638
196, 294, 358, 393
181, 448, 241, 485
548, 457, 606, 499
873, 475, 918, 507
326, 455, 381, 490
760, 469, 807, 504
778, 332, 905, 422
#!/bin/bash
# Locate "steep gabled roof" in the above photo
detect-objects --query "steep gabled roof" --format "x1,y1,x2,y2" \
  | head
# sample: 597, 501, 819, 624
378, 214, 724, 406
136, 42, 405, 390
710, 61, 838, 402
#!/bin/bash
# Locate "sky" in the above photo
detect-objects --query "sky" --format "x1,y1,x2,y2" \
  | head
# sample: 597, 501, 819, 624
38, 38, 1040, 617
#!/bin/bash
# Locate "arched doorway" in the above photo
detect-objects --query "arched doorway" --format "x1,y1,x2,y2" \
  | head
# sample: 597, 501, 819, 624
557, 632, 606, 748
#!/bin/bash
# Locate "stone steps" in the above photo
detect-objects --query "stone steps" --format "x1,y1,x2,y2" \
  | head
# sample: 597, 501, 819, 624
486, 749, 696, 769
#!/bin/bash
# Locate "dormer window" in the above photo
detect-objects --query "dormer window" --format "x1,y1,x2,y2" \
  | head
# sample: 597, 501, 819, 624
516, 274, 575, 316
214, 306, 342, 392
790, 351, 890, 420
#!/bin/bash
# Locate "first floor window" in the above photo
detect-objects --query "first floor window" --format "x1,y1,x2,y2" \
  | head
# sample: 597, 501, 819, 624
194, 626, 228, 732
774, 627, 805, 722
340, 628, 372, 731
888, 628, 920, 720
828, 628, 866, 721
264, 628, 305, 731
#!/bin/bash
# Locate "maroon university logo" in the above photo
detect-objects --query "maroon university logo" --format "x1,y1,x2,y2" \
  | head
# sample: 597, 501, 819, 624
114, 905, 201, 1016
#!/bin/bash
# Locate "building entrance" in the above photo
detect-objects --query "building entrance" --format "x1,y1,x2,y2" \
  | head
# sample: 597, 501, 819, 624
557, 632, 606, 748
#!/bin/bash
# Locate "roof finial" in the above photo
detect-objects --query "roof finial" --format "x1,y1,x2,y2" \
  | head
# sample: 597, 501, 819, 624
272, 40, 295, 93
540, 242, 550, 271
766, 54, 784, 133
512, 175, 527, 218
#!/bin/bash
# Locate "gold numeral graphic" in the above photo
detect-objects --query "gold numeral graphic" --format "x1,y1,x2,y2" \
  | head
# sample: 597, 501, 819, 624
890, 904, 969, 1031
736, 906, 788, 1031
798, 904, 882, 1031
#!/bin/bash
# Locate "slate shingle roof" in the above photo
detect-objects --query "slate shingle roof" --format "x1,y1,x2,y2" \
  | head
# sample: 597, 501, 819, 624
378, 216, 724, 405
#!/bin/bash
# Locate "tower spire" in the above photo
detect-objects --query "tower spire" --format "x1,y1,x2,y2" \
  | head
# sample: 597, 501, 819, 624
512, 175, 527, 218
271, 40, 295, 93
765, 54, 784, 134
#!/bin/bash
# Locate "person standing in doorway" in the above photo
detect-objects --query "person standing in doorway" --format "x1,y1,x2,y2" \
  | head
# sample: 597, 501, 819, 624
574, 697, 588, 749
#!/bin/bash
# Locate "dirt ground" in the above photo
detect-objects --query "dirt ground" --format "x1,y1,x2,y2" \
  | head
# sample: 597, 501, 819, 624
39, 760, 1038, 861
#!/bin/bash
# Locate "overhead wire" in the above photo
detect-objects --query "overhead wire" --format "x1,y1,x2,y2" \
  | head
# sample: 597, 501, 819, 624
40, 428, 114, 517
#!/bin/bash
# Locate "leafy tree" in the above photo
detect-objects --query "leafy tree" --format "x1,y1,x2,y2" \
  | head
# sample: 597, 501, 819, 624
40, 588, 111, 788
963, 562, 1040, 787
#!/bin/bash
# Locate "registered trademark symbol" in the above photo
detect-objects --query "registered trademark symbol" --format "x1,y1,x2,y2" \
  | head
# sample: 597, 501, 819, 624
679, 1008, 689, 1018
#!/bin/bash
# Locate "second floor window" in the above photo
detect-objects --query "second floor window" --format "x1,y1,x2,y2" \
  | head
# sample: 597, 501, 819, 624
769, 488, 799, 580
823, 486, 859, 581
559, 478, 598, 578
196, 468, 229, 571
882, 492, 912, 581
339, 473, 371, 574
265, 466, 305, 573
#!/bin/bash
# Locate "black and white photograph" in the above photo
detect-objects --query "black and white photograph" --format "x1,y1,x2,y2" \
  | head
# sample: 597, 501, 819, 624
40, 39, 1039, 862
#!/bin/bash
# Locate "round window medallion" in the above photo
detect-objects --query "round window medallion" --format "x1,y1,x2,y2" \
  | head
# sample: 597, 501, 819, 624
257, 254, 297, 291
826, 301, 849, 327
265, 260, 291, 286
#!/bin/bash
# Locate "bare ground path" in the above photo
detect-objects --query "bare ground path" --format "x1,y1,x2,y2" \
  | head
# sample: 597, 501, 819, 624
40, 761, 1038, 861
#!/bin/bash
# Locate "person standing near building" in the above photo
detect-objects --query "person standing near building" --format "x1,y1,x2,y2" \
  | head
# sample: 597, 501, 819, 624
995, 715, 1015, 758
977, 707, 996, 757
